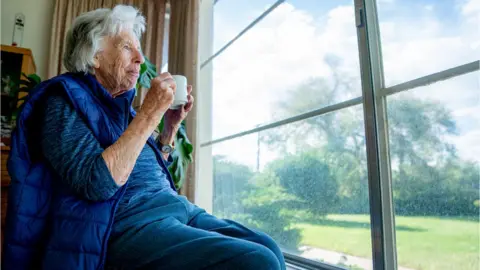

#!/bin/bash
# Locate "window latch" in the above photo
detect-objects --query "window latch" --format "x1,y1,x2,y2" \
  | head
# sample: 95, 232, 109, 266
356, 7, 364, 28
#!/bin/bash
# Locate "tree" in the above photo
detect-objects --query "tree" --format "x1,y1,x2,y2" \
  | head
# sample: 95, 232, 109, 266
260, 67, 477, 217
239, 171, 302, 250
394, 160, 479, 216
387, 97, 457, 179
267, 151, 339, 216
213, 155, 253, 219
212, 157, 303, 250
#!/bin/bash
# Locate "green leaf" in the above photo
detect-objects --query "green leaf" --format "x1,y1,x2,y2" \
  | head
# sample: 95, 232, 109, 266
140, 62, 147, 74
158, 117, 165, 133
167, 123, 194, 189
21, 73, 41, 86
19, 79, 34, 88
138, 72, 151, 88
145, 58, 157, 73
27, 74, 42, 84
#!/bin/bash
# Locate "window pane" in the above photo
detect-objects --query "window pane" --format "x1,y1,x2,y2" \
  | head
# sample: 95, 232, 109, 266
212, 105, 373, 269
211, 0, 362, 140
214, 0, 277, 53
377, 0, 479, 86
387, 72, 480, 270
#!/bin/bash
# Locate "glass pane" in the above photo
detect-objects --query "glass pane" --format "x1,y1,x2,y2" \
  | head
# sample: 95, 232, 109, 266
377, 0, 479, 86
213, 105, 373, 269
387, 72, 480, 270
211, 0, 362, 140
214, 0, 277, 53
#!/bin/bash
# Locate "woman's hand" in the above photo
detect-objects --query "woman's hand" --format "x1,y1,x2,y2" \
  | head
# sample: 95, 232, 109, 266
138, 72, 176, 122
159, 85, 194, 146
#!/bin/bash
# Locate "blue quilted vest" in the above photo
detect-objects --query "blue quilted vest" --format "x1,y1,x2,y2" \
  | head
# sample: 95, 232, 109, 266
2, 72, 176, 269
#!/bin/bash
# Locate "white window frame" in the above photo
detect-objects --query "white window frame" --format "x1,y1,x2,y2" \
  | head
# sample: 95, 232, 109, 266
196, 0, 480, 269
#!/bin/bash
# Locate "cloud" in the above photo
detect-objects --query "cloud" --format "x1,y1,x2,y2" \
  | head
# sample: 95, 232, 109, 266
210, 1, 479, 167
379, 3, 478, 85
462, 0, 480, 16
448, 130, 480, 162
212, 4, 360, 140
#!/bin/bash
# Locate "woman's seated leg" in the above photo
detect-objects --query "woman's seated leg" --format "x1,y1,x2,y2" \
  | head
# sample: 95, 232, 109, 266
184, 199, 286, 270
107, 216, 281, 270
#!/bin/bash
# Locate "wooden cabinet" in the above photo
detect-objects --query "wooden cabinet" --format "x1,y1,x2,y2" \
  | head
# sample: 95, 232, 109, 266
1, 45, 36, 75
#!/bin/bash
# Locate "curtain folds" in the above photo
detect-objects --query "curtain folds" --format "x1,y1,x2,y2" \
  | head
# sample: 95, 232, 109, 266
168, 0, 199, 202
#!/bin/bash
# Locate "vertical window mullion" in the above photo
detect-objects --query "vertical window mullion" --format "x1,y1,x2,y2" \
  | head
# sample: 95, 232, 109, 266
362, 0, 398, 269
354, 0, 397, 269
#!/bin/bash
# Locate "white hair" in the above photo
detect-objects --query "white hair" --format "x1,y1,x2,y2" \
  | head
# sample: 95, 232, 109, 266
63, 5, 146, 73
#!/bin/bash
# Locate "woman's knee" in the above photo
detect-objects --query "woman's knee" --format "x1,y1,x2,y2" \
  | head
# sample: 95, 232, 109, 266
250, 232, 284, 262
237, 245, 281, 270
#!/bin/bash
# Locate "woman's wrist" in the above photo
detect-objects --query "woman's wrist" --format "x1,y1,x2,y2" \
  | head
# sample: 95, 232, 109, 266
136, 113, 161, 130
159, 124, 179, 146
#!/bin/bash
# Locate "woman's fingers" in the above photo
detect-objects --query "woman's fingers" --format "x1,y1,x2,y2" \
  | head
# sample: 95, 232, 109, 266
184, 95, 194, 112
157, 72, 176, 92
160, 79, 176, 93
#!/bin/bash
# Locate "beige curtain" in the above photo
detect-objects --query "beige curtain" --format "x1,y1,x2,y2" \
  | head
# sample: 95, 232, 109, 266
168, 0, 199, 202
47, 0, 167, 107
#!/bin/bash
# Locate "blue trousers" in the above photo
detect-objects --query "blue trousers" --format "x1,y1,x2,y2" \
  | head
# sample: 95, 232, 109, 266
107, 192, 285, 270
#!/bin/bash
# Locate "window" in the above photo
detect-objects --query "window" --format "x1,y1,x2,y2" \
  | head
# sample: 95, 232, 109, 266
377, 0, 478, 86
386, 73, 479, 270
161, 3, 171, 73
198, 0, 480, 269
213, 0, 278, 52
377, 1, 480, 269
212, 105, 372, 268
210, 0, 362, 139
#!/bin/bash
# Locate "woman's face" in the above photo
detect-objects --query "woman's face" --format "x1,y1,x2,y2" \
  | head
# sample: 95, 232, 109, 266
93, 30, 144, 97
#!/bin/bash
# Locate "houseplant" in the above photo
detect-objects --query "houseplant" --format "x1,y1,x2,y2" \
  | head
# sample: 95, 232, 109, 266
11, 73, 41, 121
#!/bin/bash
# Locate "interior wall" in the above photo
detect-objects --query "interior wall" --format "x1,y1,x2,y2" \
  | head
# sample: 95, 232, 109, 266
1, 0, 55, 79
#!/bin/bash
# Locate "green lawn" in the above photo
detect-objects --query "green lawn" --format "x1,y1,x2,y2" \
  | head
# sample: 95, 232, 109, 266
295, 214, 479, 270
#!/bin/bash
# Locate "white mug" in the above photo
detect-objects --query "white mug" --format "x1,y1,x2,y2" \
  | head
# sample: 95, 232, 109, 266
170, 75, 188, 110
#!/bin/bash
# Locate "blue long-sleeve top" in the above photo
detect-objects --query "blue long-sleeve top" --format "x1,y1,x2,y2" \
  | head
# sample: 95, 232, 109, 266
40, 93, 176, 228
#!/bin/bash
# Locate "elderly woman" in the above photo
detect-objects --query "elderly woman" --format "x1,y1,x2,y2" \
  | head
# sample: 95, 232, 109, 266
3, 5, 285, 270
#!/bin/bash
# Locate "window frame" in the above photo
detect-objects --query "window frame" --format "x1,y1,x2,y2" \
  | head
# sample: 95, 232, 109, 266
196, 0, 480, 269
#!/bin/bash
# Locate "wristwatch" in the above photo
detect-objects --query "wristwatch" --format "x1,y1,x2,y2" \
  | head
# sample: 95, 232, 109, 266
160, 142, 175, 154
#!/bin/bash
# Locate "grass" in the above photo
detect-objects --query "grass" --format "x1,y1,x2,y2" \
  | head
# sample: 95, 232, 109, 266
295, 214, 479, 270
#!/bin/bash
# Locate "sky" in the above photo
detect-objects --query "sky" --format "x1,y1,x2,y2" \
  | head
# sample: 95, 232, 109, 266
206, 0, 480, 170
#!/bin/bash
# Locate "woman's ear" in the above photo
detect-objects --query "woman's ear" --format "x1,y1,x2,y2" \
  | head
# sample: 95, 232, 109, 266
92, 58, 100, 69
92, 54, 101, 69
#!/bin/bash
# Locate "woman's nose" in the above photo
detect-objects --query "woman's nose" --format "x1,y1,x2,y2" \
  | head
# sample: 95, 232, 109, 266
134, 48, 145, 64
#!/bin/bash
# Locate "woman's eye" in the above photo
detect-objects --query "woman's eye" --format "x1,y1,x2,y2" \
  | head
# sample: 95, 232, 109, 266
123, 45, 131, 51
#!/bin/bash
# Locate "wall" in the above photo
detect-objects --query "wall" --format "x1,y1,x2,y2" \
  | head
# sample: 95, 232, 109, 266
1, 0, 55, 79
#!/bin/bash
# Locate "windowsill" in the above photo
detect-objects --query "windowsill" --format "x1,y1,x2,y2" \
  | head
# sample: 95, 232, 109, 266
287, 263, 308, 270
284, 253, 347, 270
286, 262, 346, 270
